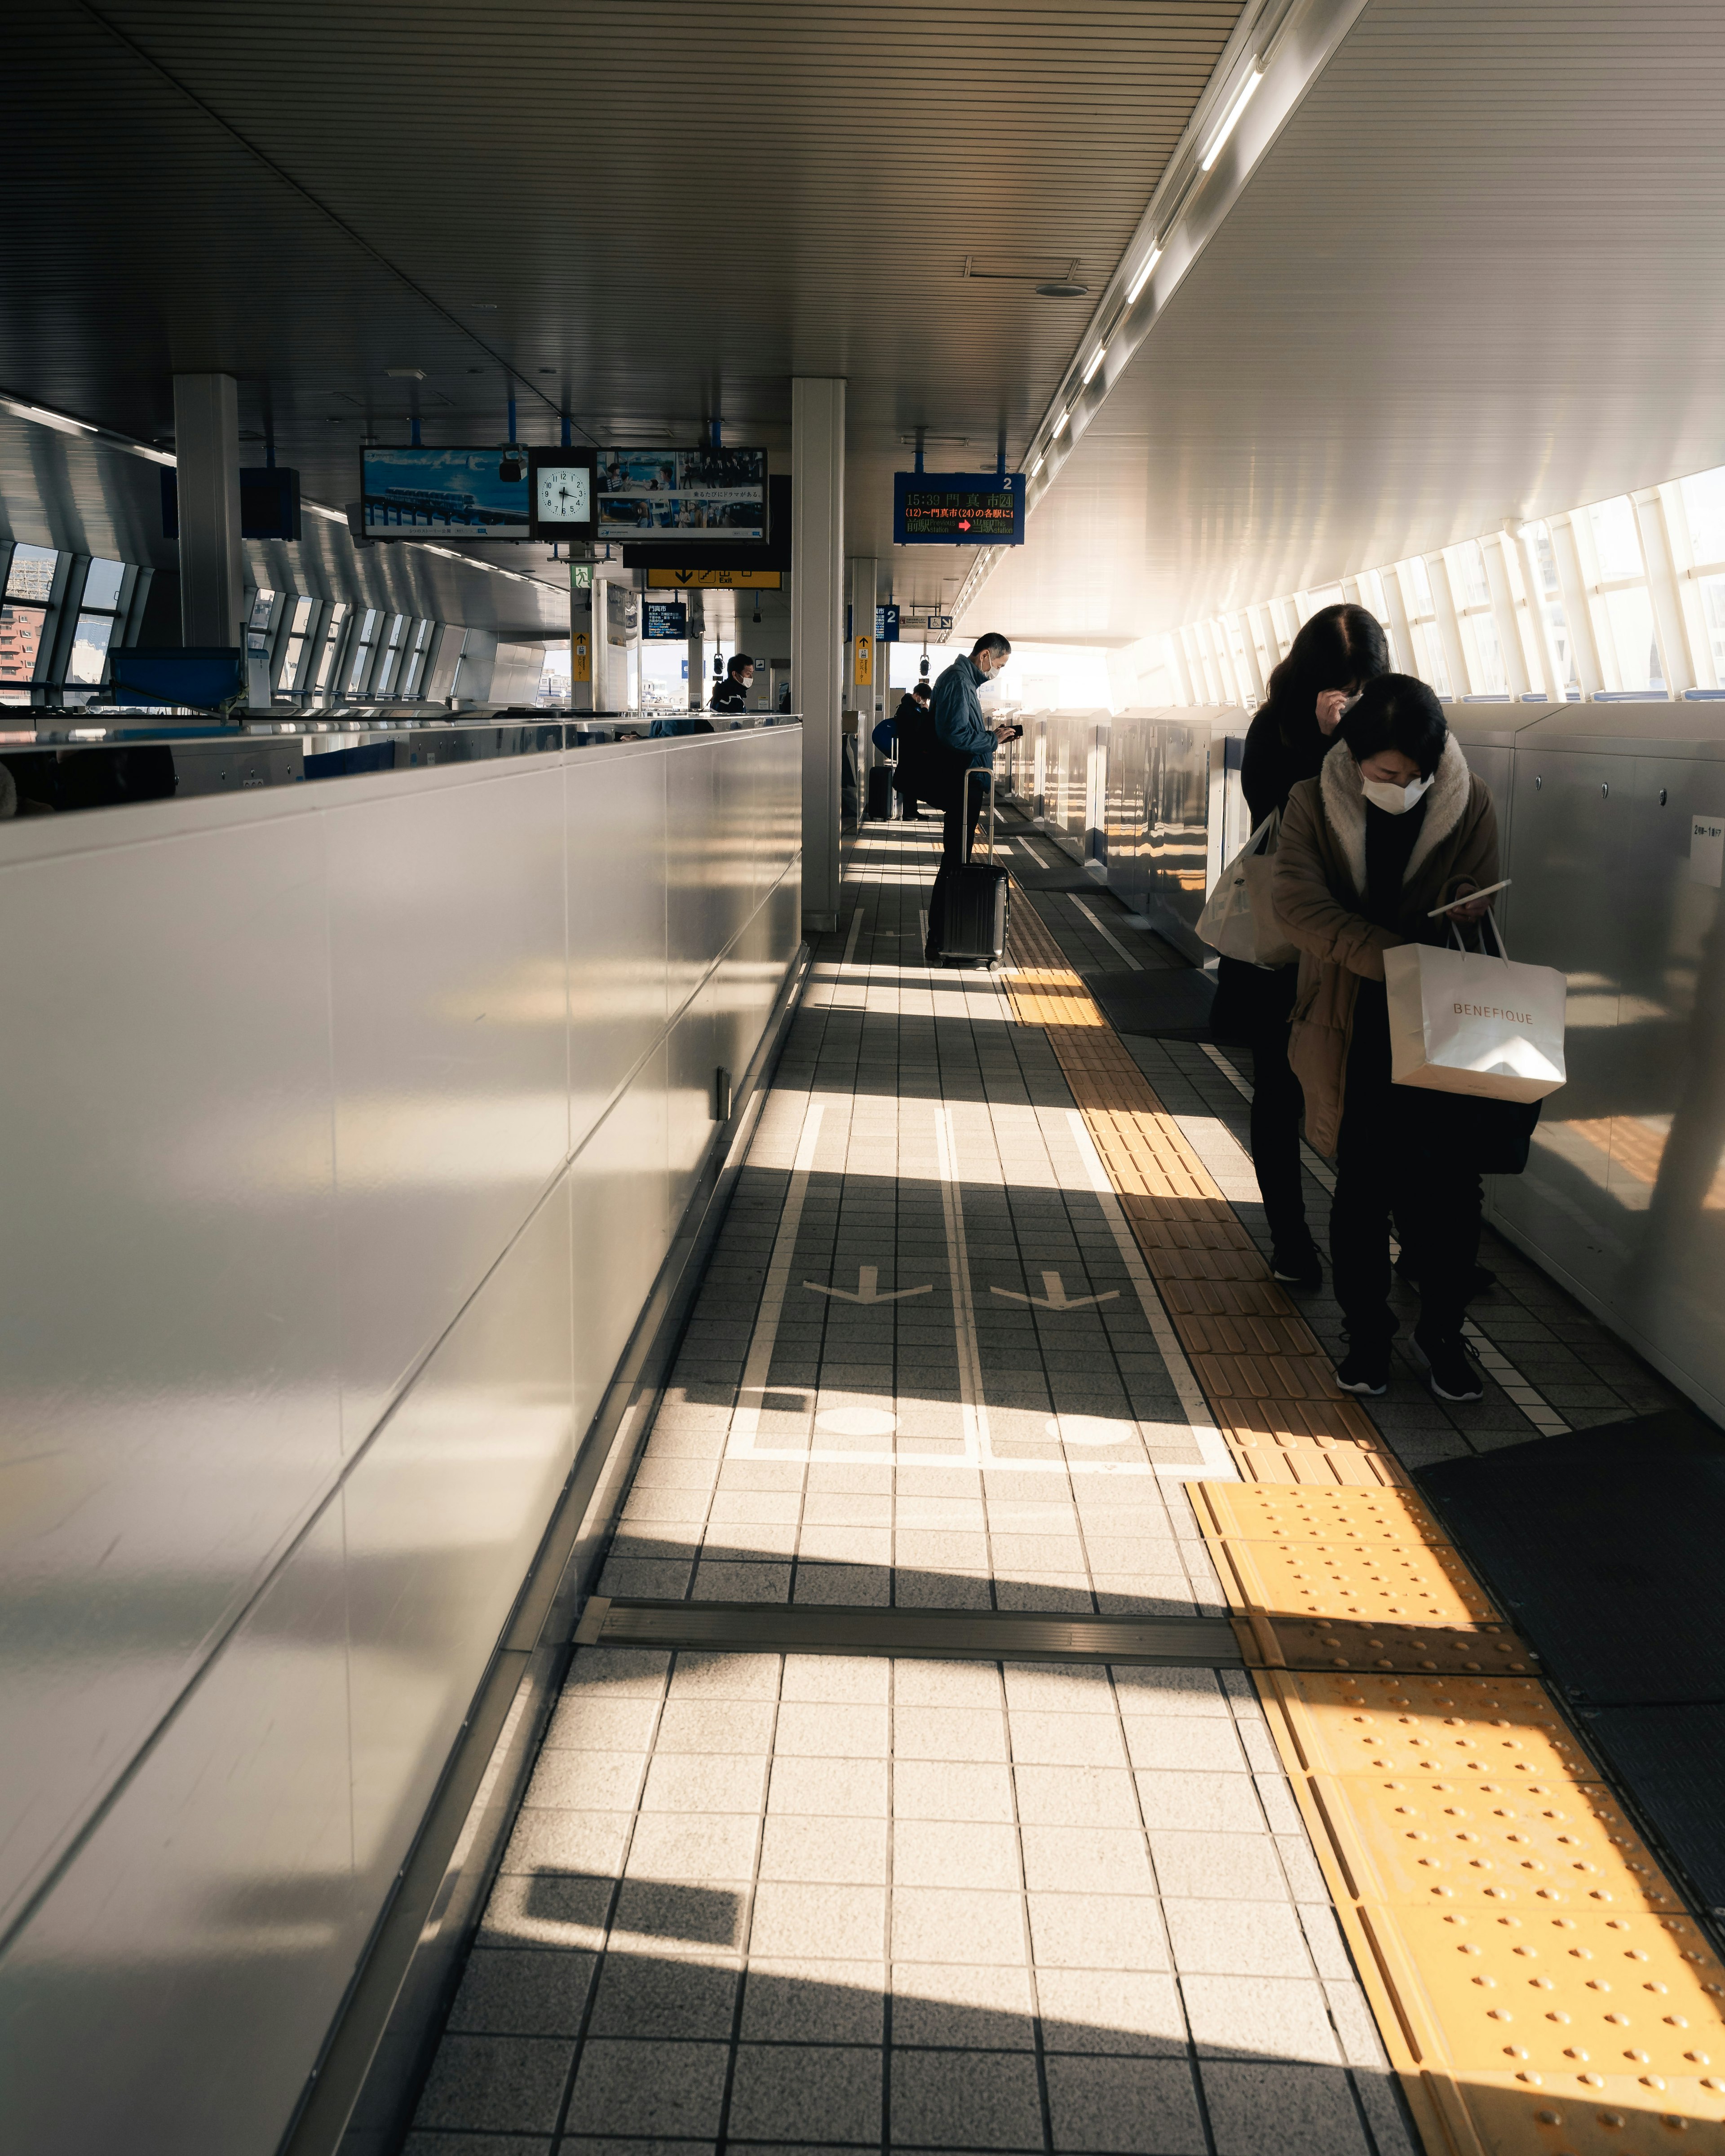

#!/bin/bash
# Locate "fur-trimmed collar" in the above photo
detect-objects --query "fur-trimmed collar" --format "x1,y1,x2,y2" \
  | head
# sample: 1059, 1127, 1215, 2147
1318, 732, 1472, 897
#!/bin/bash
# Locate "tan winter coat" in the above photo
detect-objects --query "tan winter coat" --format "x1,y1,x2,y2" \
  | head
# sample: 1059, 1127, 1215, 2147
1272, 734, 1499, 1156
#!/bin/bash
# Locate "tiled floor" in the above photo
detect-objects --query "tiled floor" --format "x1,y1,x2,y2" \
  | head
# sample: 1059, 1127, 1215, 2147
406, 814, 1673, 2155
409, 1643, 1414, 2156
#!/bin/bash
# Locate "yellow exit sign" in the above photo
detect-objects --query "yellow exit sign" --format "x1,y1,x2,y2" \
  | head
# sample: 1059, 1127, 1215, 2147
646, 568, 783, 590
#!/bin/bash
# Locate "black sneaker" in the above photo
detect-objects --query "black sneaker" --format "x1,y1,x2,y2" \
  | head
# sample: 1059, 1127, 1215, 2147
1271, 1245, 1322, 1292
1414, 1328, 1484, 1402
1334, 1345, 1390, 1396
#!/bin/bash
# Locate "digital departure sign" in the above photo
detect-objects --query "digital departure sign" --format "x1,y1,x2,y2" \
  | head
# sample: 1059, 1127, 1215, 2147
893, 472, 1025, 547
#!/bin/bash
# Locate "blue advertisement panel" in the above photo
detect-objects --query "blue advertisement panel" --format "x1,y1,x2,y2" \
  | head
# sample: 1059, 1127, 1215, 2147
893, 472, 1025, 546
359, 447, 529, 535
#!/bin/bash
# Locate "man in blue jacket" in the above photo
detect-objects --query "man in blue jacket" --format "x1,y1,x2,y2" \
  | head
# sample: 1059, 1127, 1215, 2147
925, 632, 1015, 960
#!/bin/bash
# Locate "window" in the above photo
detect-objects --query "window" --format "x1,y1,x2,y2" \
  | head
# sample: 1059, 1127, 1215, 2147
1393, 557, 1453, 698
314, 602, 351, 693
401, 617, 435, 698
66, 556, 128, 694
346, 608, 381, 693
277, 596, 317, 694
1444, 542, 1505, 694
1680, 468, 1725, 567
374, 614, 410, 696
6, 544, 58, 602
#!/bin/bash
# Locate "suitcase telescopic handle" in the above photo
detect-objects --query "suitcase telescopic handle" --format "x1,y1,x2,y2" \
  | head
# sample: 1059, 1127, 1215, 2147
964, 763, 995, 865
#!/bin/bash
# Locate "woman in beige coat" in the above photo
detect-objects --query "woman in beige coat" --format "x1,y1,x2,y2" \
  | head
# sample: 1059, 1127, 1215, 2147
1273, 675, 1496, 1402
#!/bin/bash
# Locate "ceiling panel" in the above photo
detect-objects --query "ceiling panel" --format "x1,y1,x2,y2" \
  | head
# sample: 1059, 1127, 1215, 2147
976, 0, 1725, 643
4, 0, 1244, 612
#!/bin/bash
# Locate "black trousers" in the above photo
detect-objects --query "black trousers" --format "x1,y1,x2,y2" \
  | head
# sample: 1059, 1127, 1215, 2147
926, 789, 983, 955
1250, 1024, 1312, 1255
1330, 991, 1483, 1342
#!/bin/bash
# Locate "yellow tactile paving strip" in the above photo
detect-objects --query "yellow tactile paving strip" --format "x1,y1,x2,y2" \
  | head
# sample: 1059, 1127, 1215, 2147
1000, 877, 1725, 2156
1003, 896, 1393, 1487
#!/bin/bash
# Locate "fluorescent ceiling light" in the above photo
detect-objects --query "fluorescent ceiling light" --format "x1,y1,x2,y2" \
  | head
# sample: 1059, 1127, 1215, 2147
7, 398, 97, 434
1031, 454, 1045, 477
1081, 347, 1106, 386
1200, 66, 1262, 171
1052, 409, 1071, 438
1125, 244, 1163, 305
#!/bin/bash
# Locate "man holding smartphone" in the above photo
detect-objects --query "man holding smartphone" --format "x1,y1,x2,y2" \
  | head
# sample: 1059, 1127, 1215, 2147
924, 632, 1019, 962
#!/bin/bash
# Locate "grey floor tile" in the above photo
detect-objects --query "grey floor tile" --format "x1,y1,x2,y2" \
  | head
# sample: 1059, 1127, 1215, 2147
446, 1948, 597, 2038
740, 1958, 886, 2042
726, 2043, 883, 2142
1147, 1830, 1290, 1903
891, 1962, 1036, 2047
585, 1951, 740, 2039
1181, 1972, 1342, 2063
1035, 1968, 1187, 2055
413, 2034, 576, 2134
561, 2038, 730, 2138
1199, 2059, 1371, 2156
1044, 2054, 1208, 2155
889, 2047, 1045, 2149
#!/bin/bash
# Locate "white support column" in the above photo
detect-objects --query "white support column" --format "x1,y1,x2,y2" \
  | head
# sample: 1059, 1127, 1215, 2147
1515, 528, 1568, 699
1633, 486, 1695, 697
1378, 563, 1416, 677
1481, 532, 1531, 698
1167, 632, 1196, 707
172, 374, 244, 649
1244, 607, 1274, 694
1545, 512, 1604, 697
1661, 481, 1717, 691
793, 378, 845, 933
1422, 552, 1469, 700
1340, 575, 1362, 604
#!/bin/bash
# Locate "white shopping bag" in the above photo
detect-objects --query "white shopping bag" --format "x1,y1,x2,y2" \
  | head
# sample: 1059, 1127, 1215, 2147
1383, 916, 1566, 1102
1196, 811, 1298, 967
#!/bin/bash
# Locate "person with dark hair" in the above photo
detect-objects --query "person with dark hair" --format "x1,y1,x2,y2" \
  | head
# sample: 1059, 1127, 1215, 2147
1273, 673, 1498, 1402
885, 678, 936, 820
1219, 603, 1390, 1290
709, 652, 754, 715
925, 633, 1018, 960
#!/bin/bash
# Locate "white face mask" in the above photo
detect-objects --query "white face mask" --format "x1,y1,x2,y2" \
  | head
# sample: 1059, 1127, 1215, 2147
1361, 773, 1433, 815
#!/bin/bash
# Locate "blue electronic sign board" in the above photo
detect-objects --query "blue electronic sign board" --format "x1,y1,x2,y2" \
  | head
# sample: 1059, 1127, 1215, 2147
893, 472, 1025, 547
876, 604, 900, 642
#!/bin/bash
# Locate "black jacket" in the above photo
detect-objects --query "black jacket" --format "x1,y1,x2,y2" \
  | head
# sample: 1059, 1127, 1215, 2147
709, 676, 750, 714
892, 695, 937, 792
1240, 699, 1331, 826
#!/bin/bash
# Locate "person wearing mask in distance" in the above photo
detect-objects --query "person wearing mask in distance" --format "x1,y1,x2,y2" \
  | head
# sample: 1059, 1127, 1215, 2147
925, 632, 1019, 962
709, 652, 754, 716
1220, 603, 1390, 1294
1273, 675, 1496, 1403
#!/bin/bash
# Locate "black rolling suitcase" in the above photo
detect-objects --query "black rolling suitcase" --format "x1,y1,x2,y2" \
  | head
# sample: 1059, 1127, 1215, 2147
938, 766, 1009, 965
866, 761, 894, 820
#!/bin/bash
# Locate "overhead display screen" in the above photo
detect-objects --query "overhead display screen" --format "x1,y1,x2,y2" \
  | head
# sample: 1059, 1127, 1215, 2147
597, 447, 766, 541
360, 448, 529, 536
529, 449, 597, 540
893, 472, 1026, 547
643, 601, 690, 640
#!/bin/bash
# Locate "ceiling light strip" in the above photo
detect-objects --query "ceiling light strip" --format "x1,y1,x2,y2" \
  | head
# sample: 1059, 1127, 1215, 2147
960, 0, 1369, 632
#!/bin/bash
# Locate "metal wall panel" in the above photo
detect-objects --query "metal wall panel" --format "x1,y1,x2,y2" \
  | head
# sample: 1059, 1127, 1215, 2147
0, 726, 801, 2156
0, 1504, 355, 2156
324, 758, 571, 1450
344, 1179, 575, 1908
0, 811, 343, 1937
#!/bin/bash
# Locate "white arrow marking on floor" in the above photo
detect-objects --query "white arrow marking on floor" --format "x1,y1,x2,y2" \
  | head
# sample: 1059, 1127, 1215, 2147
804, 1265, 933, 1304
991, 1271, 1120, 1312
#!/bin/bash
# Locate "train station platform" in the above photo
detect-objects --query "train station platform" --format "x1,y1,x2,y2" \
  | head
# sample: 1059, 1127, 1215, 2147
401, 817, 1720, 2156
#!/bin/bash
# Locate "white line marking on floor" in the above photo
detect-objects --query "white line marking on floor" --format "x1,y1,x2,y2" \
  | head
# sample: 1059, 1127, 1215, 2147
934, 1104, 990, 1466
1062, 1108, 1237, 1482
1070, 894, 1144, 971
727, 1098, 825, 1456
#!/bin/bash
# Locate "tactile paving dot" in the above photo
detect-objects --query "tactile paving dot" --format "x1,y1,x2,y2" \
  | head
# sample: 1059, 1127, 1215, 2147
1463, 2078, 1725, 2155
1270, 1672, 1592, 1780
1262, 1613, 1540, 1677
1397, 1905, 1725, 2088
1220, 1535, 1502, 1626
1325, 1776, 1685, 1914
1190, 1479, 1449, 1546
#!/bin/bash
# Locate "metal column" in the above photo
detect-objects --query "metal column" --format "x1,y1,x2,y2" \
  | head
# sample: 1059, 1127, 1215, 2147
172, 374, 244, 649
793, 378, 845, 932
849, 555, 877, 793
